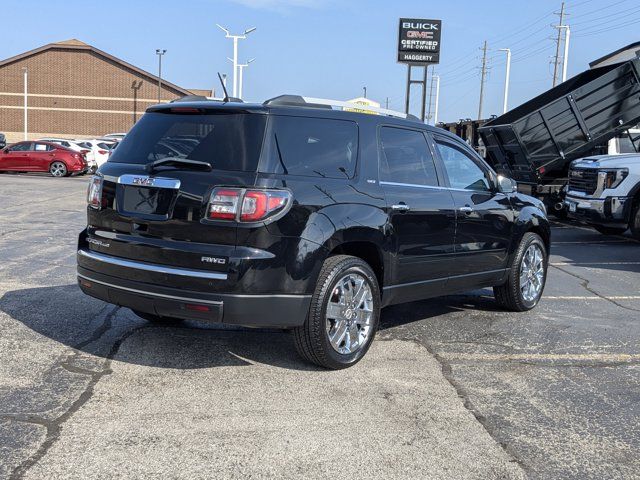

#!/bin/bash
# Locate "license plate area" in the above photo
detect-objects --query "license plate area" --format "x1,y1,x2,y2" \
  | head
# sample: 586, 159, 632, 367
115, 175, 180, 221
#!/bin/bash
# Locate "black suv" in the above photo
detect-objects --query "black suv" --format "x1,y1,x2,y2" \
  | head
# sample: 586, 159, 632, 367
77, 96, 550, 369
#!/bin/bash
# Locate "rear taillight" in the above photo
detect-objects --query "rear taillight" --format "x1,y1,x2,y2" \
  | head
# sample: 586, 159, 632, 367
98, 150, 108, 155
81, 149, 90, 155
207, 187, 291, 222
87, 176, 103, 209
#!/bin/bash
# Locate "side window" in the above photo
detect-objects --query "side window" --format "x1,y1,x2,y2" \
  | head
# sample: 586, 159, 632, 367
10, 143, 31, 152
34, 143, 48, 151
269, 116, 358, 178
435, 140, 491, 191
379, 127, 438, 186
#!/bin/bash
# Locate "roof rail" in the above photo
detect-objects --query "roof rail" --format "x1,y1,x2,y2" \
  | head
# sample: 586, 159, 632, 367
263, 95, 421, 122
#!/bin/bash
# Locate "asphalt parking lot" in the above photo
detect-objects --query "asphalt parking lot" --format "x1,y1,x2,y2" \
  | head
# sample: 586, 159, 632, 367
0, 174, 638, 479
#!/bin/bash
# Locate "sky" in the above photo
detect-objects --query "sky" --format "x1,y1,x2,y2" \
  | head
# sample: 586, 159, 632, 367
1, 0, 638, 123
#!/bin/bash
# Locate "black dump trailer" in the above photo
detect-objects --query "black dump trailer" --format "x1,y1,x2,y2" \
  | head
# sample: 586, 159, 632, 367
479, 57, 640, 213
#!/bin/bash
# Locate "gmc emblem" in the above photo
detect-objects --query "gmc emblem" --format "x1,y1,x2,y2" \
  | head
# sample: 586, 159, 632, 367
132, 177, 155, 186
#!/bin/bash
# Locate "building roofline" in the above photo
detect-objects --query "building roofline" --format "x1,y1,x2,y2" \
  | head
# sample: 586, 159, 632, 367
0, 40, 192, 96
589, 41, 640, 68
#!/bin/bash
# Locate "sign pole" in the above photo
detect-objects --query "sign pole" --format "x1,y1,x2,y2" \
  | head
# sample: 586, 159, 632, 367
420, 66, 428, 122
405, 65, 412, 114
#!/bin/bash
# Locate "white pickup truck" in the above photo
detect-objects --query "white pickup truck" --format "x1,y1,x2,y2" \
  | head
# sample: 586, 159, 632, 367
564, 131, 640, 237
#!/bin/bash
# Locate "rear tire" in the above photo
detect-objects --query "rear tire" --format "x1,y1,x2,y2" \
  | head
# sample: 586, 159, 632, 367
132, 310, 184, 325
593, 225, 627, 236
49, 161, 68, 177
293, 255, 380, 370
494, 232, 548, 312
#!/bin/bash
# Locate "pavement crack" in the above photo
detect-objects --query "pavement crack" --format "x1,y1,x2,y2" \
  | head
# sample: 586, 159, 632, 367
550, 264, 640, 312
6, 307, 151, 480
381, 335, 529, 475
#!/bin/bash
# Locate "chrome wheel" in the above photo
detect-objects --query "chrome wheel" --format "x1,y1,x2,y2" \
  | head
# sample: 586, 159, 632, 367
325, 273, 373, 355
50, 161, 67, 177
520, 244, 545, 302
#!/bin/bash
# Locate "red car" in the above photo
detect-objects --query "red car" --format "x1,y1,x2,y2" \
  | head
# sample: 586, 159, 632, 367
0, 141, 88, 177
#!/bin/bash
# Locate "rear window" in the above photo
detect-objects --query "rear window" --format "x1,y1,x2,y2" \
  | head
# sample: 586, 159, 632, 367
266, 116, 358, 178
109, 112, 267, 172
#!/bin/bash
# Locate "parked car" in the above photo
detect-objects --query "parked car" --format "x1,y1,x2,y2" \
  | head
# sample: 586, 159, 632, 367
0, 141, 88, 177
76, 139, 115, 168
565, 153, 640, 237
103, 133, 127, 141
0, 133, 6, 149
38, 137, 97, 171
77, 96, 550, 369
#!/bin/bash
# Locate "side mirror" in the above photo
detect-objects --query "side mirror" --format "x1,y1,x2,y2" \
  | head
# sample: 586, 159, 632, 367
497, 175, 518, 193
2, 148, 8, 154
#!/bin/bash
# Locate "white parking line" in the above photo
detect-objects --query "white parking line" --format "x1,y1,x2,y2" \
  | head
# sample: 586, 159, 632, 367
551, 262, 640, 266
554, 240, 634, 244
441, 352, 640, 363
543, 295, 640, 300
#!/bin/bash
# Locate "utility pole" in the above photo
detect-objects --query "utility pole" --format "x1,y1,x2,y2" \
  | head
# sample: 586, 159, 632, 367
498, 48, 511, 114
155, 49, 166, 103
217, 24, 256, 98
426, 67, 435, 124
552, 2, 565, 87
363, 86, 367, 98
478, 40, 488, 120
22, 67, 28, 140
385, 97, 389, 109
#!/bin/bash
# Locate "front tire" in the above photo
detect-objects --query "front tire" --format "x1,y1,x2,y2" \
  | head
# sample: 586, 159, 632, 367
494, 232, 548, 312
630, 202, 640, 240
293, 255, 381, 369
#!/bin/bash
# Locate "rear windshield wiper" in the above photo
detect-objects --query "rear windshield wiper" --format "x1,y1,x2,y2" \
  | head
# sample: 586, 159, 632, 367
145, 157, 212, 173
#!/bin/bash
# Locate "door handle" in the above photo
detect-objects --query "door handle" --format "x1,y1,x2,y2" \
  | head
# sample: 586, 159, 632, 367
459, 206, 474, 215
391, 203, 410, 212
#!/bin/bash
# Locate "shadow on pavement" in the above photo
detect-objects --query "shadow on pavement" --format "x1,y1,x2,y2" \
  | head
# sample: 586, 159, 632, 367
0, 284, 322, 372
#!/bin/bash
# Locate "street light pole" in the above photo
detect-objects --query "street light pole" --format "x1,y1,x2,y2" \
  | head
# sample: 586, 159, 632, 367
433, 75, 440, 125
217, 24, 256, 98
22, 67, 28, 140
498, 48, 511, 114
228, 58, 254, 100
155, 49, 166, 103
562, 26, 570, 83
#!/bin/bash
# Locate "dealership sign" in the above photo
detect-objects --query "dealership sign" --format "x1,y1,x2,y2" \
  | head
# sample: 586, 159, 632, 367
397, 18, 442, 65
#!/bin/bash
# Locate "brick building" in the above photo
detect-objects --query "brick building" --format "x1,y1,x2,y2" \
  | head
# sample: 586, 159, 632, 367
0, 39, 209, 143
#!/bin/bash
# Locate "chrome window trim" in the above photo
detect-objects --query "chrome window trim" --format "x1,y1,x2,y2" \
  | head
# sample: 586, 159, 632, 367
117, 174, 181, 189
379, 180, 493, 194
78, 249, 227, 280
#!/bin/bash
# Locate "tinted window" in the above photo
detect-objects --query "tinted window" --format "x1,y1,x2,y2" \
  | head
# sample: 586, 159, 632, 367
109, 112, 267, 172
436, 140, 491, 191
34, 143, 49, 151
379, 127, 438, 186
618, 135, 638, 154
78, 142, 92, 149
268, 116, 358, 178
10, 143, 31, 152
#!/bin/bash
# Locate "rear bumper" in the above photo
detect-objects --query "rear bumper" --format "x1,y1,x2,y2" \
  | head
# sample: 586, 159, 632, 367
78, 267, 311, 327
77, 251, 311, 327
